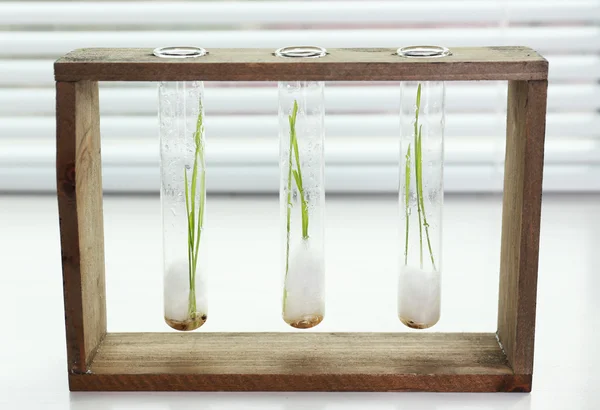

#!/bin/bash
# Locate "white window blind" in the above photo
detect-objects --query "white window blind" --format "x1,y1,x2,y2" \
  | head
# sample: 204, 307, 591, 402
0, 1, 599, 193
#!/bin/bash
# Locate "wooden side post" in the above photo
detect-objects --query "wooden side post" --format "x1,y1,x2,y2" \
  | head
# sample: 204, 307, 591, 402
57, 80, 106, 374
497, 80, 548, 388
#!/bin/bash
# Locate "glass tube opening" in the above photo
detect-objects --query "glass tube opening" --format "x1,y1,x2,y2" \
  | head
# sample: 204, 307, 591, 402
279, 81, 326, 329
275, 45, 327, 59
398, 81, 445, 329
159, 81, 208, 331
153, 46, 208, 59
397, 45, 451, 58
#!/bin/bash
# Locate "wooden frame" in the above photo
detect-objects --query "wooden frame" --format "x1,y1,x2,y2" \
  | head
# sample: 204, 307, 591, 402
55, 47, 548, 392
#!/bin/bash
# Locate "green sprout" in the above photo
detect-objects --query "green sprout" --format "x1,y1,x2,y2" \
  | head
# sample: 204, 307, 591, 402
406, 84, 436, 271
183, 100, 206, 320
404, 144, 411, 265
283, 100, 309, 306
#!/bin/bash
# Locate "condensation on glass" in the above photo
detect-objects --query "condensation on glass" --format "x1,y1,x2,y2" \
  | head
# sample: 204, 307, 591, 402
397, 45, 449, 329
157, 47, 208, 331
277, 46, 327, 329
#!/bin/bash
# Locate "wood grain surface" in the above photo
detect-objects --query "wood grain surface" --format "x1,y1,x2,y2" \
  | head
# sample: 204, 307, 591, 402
66, 332, 532, 392
56, 80, 107, 373
54, 47, 548, 82
70, 372, 532, 392
497, 80, 547, 376
91, 332, 511, 375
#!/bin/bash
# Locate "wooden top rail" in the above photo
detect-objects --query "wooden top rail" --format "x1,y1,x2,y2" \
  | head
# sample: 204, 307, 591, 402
54, 47, 548, 82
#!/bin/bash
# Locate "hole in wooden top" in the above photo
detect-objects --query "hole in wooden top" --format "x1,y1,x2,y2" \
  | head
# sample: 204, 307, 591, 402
275, 46, 327, 59
153, 46, 208, 59
397, 46, 451, 58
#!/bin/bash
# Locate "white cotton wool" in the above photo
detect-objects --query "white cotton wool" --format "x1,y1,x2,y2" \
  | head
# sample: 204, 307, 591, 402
283, 240, 325, 323
164, 259, 208, 322
398, 266, 441, 328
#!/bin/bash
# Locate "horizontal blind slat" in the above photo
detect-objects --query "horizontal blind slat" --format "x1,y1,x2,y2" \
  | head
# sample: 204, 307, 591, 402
1, 1, 598, 25
1, 137, 596, 166
1, 114, 596, 139
1, 84, 597, 115
1, 28, 597, 57
3, 164, 596, 193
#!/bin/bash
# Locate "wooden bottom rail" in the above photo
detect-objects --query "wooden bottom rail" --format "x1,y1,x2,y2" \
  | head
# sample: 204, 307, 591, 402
68, 332, 530, 392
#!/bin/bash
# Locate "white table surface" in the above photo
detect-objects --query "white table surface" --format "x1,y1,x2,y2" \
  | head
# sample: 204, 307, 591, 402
0, 194, 598, 409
